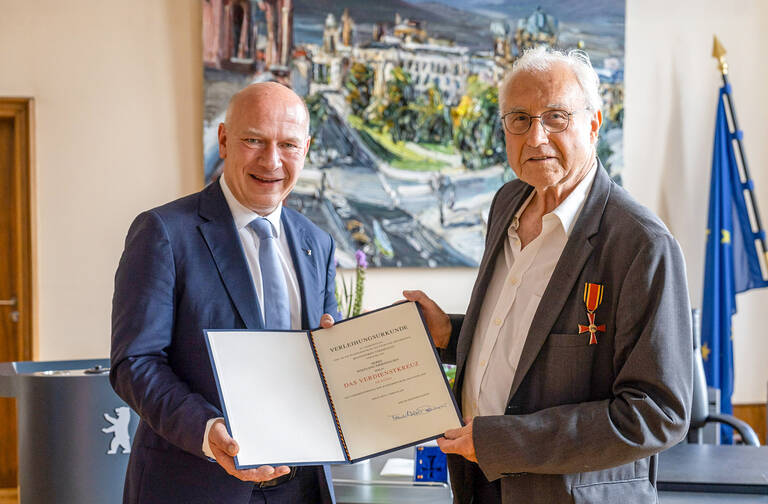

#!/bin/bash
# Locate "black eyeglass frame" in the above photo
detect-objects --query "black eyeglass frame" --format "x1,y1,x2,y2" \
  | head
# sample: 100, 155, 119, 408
500, 109, 585, 135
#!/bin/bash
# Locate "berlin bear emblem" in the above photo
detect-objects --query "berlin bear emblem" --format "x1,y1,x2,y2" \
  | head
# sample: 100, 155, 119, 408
102, 406, 132, 454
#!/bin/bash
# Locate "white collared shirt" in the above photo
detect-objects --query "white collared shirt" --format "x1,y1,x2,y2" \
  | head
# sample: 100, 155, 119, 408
219, 174, 302, 330
462, 164, 597, 418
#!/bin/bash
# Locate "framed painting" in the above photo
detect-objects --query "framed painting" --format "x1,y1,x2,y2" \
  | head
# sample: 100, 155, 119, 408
203, 0, 625, 268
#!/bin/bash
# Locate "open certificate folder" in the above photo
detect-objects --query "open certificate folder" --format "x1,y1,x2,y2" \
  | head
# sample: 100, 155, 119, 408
205, 301, 462, 468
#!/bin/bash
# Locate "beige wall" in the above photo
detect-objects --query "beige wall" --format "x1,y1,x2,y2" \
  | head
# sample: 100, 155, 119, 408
624, 0, 768, 403
1, 0, 766, 402
0, 0, 203, 359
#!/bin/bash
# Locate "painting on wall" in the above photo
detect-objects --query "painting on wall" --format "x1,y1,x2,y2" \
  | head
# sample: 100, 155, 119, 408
203, 0, 625, 268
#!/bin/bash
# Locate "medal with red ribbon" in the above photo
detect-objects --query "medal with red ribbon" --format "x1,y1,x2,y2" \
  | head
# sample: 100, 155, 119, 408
578, 282, 605, 345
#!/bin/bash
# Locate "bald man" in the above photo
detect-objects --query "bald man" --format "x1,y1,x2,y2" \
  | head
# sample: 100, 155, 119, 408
111, 83, 339, 503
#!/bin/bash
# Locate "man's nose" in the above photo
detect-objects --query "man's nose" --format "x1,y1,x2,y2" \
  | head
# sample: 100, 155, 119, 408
525, 118, 549, 147
259, 142, 282, 169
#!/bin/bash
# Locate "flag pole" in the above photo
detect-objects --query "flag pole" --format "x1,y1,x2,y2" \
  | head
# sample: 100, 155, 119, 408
712, 35, 768, 275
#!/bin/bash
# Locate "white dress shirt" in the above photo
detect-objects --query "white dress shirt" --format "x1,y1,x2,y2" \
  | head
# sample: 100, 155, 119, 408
219, 174, 302, 330
203, 174, 304, 458
462, 165, 597, 418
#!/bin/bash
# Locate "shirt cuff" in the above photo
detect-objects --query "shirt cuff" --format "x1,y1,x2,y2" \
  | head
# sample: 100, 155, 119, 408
202, 417, 224, 460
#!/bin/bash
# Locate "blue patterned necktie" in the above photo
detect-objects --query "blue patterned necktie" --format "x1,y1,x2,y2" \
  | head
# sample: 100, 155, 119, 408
248, 218, 290, 329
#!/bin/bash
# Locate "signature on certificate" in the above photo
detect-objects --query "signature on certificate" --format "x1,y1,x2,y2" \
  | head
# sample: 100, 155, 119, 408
390, 403, 448, 421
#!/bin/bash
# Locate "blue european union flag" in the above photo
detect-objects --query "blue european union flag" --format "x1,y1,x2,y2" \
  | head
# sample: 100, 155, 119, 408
701, 85, 768, 443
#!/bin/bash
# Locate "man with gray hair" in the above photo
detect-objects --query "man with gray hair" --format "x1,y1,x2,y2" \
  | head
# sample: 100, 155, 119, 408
405, 46, 692, 503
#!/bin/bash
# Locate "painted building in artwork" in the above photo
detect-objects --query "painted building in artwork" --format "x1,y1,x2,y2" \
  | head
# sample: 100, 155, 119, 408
203, 0, 295, 72
341, 8, 355, 47
514, 6, 558, 51
468, 51, 504, 86
307, 12, 473, 105
491, 20, 513, 62
203, 0, 260, 70
377, 41, 469, 104
393, 13, 427, 44
304, 7, 563, 106
311, 13, 349, 89
322, 13, 341, 55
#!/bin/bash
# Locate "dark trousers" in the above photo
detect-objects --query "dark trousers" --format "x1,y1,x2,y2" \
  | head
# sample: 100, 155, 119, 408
249, 467, 323, 504
469, 461, 502, 504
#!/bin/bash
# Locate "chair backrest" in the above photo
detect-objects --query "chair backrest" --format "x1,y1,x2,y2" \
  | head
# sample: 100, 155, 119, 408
687, 309, 760, 445
689, 308, 710, 430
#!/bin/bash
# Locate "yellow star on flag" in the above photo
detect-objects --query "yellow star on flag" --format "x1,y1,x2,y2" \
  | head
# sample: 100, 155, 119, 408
721, 229, 731, 244
701, 343, 711, 361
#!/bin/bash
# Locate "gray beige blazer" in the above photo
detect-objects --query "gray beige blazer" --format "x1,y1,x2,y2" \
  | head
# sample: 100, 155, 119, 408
443, 163, 693, 504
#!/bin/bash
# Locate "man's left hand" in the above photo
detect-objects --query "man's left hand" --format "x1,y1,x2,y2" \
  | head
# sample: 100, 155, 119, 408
319, 313, 335, 328
437, 419, 477, 463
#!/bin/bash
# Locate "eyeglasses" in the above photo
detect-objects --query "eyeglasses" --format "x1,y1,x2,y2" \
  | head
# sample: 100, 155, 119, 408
501, 109, 576, 135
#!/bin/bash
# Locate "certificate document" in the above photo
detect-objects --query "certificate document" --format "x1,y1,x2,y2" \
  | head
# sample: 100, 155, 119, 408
205, 301, 462, 468
311, 301, 461, 461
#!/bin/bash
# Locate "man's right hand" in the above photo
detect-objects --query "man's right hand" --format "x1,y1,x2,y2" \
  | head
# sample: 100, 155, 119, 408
208, 419, 290, 483
403, 290, 451, 348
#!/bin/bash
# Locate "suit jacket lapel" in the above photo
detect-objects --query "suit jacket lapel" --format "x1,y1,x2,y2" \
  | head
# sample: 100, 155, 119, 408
455, 182, 534, 385
282, 209, 317, 329
507, 165, 612, 401
197, 180, 263, 329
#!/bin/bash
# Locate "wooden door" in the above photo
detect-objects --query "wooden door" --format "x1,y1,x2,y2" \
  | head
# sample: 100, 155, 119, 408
0, 98, 33, 490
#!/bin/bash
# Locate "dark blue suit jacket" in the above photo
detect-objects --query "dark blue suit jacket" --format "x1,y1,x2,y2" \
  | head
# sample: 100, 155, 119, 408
110, 180, 339, 503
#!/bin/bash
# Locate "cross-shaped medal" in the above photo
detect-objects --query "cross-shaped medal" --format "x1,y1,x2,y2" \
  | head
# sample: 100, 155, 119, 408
578, 312, 605, 345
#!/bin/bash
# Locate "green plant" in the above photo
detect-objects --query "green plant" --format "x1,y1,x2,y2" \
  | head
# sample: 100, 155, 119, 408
335, 250, 367, 318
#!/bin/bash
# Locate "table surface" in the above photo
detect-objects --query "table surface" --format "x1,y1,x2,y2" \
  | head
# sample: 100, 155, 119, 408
332, 444, 768, 504
658, 443, 768, 493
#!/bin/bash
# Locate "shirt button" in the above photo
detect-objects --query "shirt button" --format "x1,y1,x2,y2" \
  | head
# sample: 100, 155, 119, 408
509, 277, 519, 284
480, 360, 486, 366
494, 318, 502, 326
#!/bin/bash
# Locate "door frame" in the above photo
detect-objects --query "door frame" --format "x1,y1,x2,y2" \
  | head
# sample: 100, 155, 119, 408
0, 97, 35, 361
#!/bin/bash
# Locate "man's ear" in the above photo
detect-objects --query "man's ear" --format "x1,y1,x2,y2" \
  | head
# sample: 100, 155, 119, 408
217, 123, 228, 159
303, 135, 312, 157
590, 109, 602, 144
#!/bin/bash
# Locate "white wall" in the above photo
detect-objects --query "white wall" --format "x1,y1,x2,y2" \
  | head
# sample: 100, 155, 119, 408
0, 0, 766, 403
0, 0, 203, 359
624, 0, 768, 403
